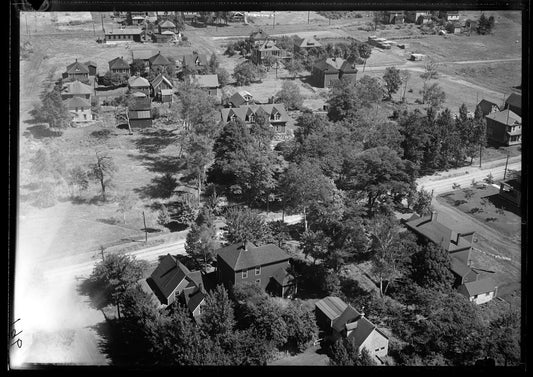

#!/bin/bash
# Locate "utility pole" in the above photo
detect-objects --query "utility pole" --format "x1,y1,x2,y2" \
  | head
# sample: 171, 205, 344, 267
503, 150, 510, 180
101, 14, 105, 34
273, 11, 275, 29
308, 11, 310, 24
142, 211, 148, 242
479, 144, 483, 168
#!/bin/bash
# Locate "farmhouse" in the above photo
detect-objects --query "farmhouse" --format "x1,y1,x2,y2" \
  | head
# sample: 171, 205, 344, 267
228, 12, 245, 22
216, 241, 296, 298
477, 99, 500, 117
64, 96, 93, 124
252, 40, 281, 65
312, 57, 358, 88
457, 278, 498, 305
61, 80, 93, 100
188, 74, 220, 97
104, 28, 143, 43
152, 31, 176, 43
220, 104, 290, 133
504, 92, 521, 116
382, 11, 405, 24
128, 75, 151, 95
108, 56, 131, 76
315, 297, 389, 363
485, 109, 522, 146
150, 73, 174, 101
127, 92, 152, 128
249, 29, 272, 44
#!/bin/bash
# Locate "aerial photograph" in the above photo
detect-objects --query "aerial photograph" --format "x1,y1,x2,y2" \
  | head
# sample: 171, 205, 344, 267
12, 7, 523, 368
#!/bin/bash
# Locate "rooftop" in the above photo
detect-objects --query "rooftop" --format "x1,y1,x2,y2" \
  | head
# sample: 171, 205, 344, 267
485, 109, 521, 125
315, 296, 348, 321
62, 80, 93, 95
128, 75, 150, 87
188, 74, 219, 88
216, 242, 290, 271
505, 92, 521, 108
66, 60, 89, 74
147, 254, 191, 300
220, 104, 290, 124
462, 278, 498, 296
108, 56, 130, 70
64, 96, 91, 109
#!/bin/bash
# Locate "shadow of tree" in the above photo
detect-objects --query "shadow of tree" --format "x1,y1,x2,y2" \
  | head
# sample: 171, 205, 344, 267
485, 193, 521, 216
23, 125, 64, 139
134, 129, 178, 154
164, 221, 188, 232
141, 227, 162, 233
128, 153, 186, 174
340, 276, 370, 298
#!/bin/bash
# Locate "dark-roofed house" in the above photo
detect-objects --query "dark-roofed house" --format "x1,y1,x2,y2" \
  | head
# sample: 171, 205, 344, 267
252, 40, 281, 65
486, 109, 522, 146
219, 104, 290, 133
104, 28, 142, 43
228, 90, 255, 107
312, 57, 358, 88
131, 49, 157, 72
64, 96, 93, 123
315, 297, 389, 363
83, 61, 97, 76
150, 73, 174, 102
182, 53, 209, 72
216, 241, 296, 297
127, 92, 152, 128
65, 59, 89, 82
152, 30, 176, 43
250, 29, 272, 44
504, 92, 521, 116
382, 11, 405, 24
128, 75, 151, 95
405, 11, 431, 24
61, 80, 93, 100
149, 51, 172, 71
296, 35, 322, 50
146, 254, 208, 322
477, 99, 500, 117
108, 56, 131, 76
457, 278, 498, 305
404, 211, 479, 287
188, 74, 220, 97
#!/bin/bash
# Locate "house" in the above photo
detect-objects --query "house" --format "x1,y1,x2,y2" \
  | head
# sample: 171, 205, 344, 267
104, 28, 143, 43
146, 254, 207, 322
108, 56, 131, 76
228, 90, 255, 107
439, 10, 460, 22
188, 74, 220, 97
315, 297, 389, 363
219, 104, 290, 133
131, 49, 157, 72
127, 92, 152, 128
252, 40, 281, 65
182, 53, 209, 73
84, 61, 97, 76
457, 278, 498, 305
128, 75, 151, 95
152, 31, 176, 43
65, 59, 89, 82
215, 241, 296, 298
131, 15, 146, 25
499, 176, 521, 207
296, 35, 322, 50
405, 11, 431, 24
64, 96, 93, 124
312, 57, 358, 88
403, 211, 479, 287
150, 72, 174, 101
477, 99, 500, 117
504, 92, 521, 116
229, 12, 245, 22
149, 51, 172, 72
383, 11, 405, 24
410, 53, 425, 61
61, 80, 93, 100
249, 29, 272, 44
158, 19, 176, 33
486, 109, 522, 146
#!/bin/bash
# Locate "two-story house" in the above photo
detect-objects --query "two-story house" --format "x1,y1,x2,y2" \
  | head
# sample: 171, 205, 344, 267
312, 57, 358, 88
150, 72, 174, 102
158, 19, 176, 33
188, 74, 220, 97
127, 92, 152, 128
315, 297, 389, 363
182, 53, 209, 74
128, 75, 151, 96
108, 56, 131, 76
486, 109, 522, 146
61, 80, 93, 101
149, 51, 173, 73
131, 49, 157, 73
477, 99, 500, 117
252, 40, 281, 65
65, 59, 90, 82
64, 96, 93, 124
216, 241, 296, 298
220, 104, 290, 133
295, 36, 322, 51
227, 90, 255, 107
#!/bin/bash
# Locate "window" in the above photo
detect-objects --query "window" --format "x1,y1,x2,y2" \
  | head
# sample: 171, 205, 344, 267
83, 114, 87, 120
375, 348, 380, 352
380, 347, 385, 350
242, 270, 248, 279
255, 279, 261, 284
249, 114, 255, 123
255, 266, 261, 275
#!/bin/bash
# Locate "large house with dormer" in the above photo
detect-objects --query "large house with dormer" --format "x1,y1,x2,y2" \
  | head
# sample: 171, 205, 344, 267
220, 103, 290, 133
252, 40, 281, 65
64, 59, 90, 82
486, 109, 522, 146
312, 57, 358, 88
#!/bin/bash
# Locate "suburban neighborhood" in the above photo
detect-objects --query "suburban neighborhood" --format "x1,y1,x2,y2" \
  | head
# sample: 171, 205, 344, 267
13, 8, 523, 368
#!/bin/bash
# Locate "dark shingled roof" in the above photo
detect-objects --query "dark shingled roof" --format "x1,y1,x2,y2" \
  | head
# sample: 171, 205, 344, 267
109, 56, 130, 70
315, 296, 348, 321
150, 72, 174, 89
461, 278, 497, 296
477, 99, 500, 116
216, 242, 290, 271
64, 96, 91, 109
149, 52, 171, 66
182, 53, 208, 68
313, 59, 340, 74
220, 104, 290, 124
486, 109, 521, 125
66, 60, 89, 74
148, 254, 191, 300
505, 92, 521, 109
271, 266, 294, 286
332, 304, 386, 350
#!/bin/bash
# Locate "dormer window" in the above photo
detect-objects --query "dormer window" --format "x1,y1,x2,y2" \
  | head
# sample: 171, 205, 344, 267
229, 113, 236, 121
271, 112, 281, 120
249, 114, 255, 123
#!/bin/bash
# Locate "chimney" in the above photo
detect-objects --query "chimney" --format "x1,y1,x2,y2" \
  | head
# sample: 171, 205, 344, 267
360, 306, 365, 318
430, 210, 437, 222
238, 241, 247, 251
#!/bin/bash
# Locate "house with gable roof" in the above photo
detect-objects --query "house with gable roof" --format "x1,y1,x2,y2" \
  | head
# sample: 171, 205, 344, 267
252, 40, 281, 65
188, 74, 220, 97
485, 109, 522, 146
312, 57, 358, 88
457, 278, 498, 305
182, 53, 209, 73
149, 51, 173, 72
65, 59, 90, 82
131, 49, 157, 73
477, 99, 500, 117
220, 103, 290, 133
227, 90, 255, 107
315, 297, 389, 363
128, 75, 151, 95
504, 92, 521, 116
64, 96, 93, 124
216, 241, 297, 298
61, 80, 93, 100
150, 72, 174, 101
158, 19, 176, 33
108, 56, 131, 76
295, 35, 322, 50
127, 92, 152, 128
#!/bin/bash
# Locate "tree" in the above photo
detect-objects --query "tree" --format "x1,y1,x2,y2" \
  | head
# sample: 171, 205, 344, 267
86, 253, 148, 318
207, 52, 220, 74
383, 66, 402, 100
293, 111, 331, 144
185, 206, 217, 269
355, 43, 371, 71
420, 59, 439, 82
357, 75, 385, 108
281, 301, 319, 352
175, 84, 219, 137
88, 152, 117, 201
238, 297, 288, 348
328, 338, 378, 366
200, 285, 235, 339
421, 82, 446, 108
327, 77, 361, 122
183, 133, 214, 202
274, 80, 303, 110
284, 58, 304, 79
223, 206, 271, 245
152, 172, 178, 198
484, 309, 521, 366
116, 191, 135, 224
232, 61, 266, 85
410, 242, 454, 291
410, 188, 433, 216
300, 230, 330, 264
477, 13, 495, 35
168, 196, 197, 226
101, 71, 128, 87
400, 70, 411, 102
216, 67, 231, 87
66, 166, 89, 198
157, 203, 172, 227
32, 83, 72, 129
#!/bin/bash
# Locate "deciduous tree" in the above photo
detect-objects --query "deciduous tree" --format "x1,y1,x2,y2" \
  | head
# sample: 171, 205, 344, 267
383, 66, 402, 100
89, 152, 117, 201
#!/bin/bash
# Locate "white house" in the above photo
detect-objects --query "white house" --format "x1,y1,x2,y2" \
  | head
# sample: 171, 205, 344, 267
457, 278, 498, 305
64, 96, 93, 124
